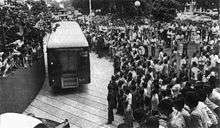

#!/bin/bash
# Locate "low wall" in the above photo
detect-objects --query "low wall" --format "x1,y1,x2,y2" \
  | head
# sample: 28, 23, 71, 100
0, 57, 45, 114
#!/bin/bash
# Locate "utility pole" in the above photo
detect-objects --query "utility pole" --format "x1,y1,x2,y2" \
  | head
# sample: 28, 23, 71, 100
89, 0, 92, 15
218, 0, 220, 20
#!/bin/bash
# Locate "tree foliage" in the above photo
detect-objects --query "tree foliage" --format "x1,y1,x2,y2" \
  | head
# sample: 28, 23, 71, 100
113, 0, 153, 17
71, 0, 179, 21
174, 0, 219, 11
196, 0, 219, 11
72, 0, 114, 14
0, 0, 52, 49
175, 0, 190, 11
72, 0, 153, 16
48, 1, 62, 13
27, 0, 48, 17
151, 0, 179, 22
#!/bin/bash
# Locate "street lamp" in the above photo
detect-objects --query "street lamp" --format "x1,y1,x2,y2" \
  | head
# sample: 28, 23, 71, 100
89, 0, 92, 15
134, 1, 141, 7
134, 1, 141, 16
218, 0, 220, 20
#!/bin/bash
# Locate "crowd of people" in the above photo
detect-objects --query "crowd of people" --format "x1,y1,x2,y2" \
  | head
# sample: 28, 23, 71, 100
0, 40, 43, 77
1, 1, 220, 126
80, 15, 220, 128
0, 3, 52, 77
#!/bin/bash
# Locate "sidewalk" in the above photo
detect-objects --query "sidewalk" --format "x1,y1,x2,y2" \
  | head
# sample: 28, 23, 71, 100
0, 58, 45, 114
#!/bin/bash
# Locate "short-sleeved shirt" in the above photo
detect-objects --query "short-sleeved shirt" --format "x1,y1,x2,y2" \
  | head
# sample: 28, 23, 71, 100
204, 98, 219, 111
168, 109, 186, 128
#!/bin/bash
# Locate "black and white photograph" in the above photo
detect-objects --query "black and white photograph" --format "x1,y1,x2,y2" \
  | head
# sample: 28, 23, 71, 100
0, 0, 220, 128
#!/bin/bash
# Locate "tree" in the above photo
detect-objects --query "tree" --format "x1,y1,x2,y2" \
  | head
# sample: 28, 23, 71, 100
151, 0, 180, 22
71, 0, 181, 21
111, 0, 153, 17
29, 0, 48, 17
175, 0, 191, 11
48, 2, 62, 13
72, 0, 89, 14
196, 0, 218, 11
0, 0, 52, 51
71, 0, 151, 16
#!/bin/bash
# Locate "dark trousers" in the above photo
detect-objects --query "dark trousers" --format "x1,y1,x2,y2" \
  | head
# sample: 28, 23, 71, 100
108, 106, 114, 122
183, 47, 188, 56
144, 46, 148, 58
151, 46, 155, 57
214, 107, 220, 118
124, 110, 133, 128
116, 99, 124, 115
97, 48, 102, 57
166, 38, 171, 48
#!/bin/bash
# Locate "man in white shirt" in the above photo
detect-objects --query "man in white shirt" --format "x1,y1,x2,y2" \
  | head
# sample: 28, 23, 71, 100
209, 88, 220, 107
191, 53, 199, 65
210, 53, 220, 68
123, 87, 133, 127
191, 62, 200, 81
158, 99, 186, 128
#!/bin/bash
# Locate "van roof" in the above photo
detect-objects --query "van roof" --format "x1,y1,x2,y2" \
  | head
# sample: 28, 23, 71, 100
47, 21, 88, 48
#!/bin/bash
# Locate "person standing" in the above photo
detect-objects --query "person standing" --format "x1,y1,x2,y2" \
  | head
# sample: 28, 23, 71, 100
183, 41, 188, 57
151, 39, 156, 57
113, 55, 121, 74
123, 87, 133, 128
107, 83, 115, 124
167, 28, 172, 48
86, 33, 92, 51
92, 34, 97, 51
116, 87, 125, 116
158, 99, 186, 128
143, 38, 149, 58
97, 34, 104, 58
151, 89, 159, 115
185, 91, 209, 128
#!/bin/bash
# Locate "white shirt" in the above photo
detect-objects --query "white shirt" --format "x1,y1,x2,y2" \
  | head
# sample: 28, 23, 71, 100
151, 93, 159, 111
210, 54, 220, 67
139, 46, 145, 55
191, 57, 199, 65
181, 26, 187, 31
168, 109, 186, 128
197, 102, 218, 127
209, 89, 220, 107
180, 59, 186, 68
126, 93, 132, 110
144, 80, 152, 98
191, 67, 200, 80
204, 98, 219, 111
212, 26, 219, 34
159, 52, 164, 61
198, 56, 208, 65
130, 70, 137, 80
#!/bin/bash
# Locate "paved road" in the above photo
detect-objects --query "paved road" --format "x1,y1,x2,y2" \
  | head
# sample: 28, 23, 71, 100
24, 53, 125, 128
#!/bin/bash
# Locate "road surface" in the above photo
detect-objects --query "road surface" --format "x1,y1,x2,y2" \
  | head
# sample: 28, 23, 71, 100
24, 53, 124, 128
